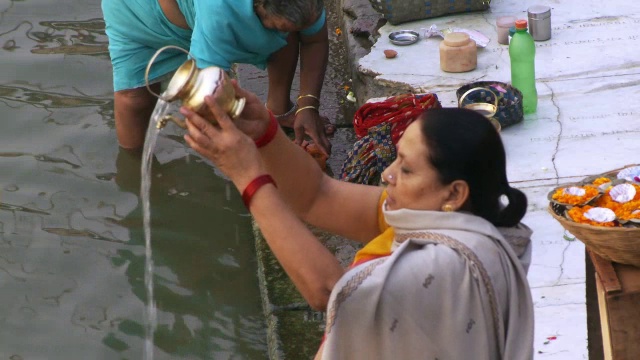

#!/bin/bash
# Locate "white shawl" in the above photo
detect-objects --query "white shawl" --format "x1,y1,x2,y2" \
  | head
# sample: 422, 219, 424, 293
320, 207, 534, 360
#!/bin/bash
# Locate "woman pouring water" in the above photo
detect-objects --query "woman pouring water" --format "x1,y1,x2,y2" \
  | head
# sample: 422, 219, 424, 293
180, 81, 535, 359
102, 0, 334, 155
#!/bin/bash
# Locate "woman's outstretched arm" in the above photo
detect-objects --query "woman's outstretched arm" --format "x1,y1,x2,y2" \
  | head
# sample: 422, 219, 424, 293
182, 98, 346, 310
182, 83, 383, 243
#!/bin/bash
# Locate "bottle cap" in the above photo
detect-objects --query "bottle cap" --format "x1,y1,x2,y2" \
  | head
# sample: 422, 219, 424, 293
515, 20, 528, 30
443, 32, 471, 47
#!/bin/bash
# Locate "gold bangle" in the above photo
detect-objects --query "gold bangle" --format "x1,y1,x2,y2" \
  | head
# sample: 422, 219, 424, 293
296, 94, 319, 103
295, 105, 319, 116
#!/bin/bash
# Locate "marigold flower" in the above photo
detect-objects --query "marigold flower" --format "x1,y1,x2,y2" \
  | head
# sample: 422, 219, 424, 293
552, 186, 599, 205
553, 170, 640, 227
592, 177, 611, 186
567, 206, 617, 227
595, 196, 640, 221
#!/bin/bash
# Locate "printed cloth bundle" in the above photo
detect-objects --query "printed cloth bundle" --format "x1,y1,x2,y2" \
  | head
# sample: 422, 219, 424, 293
369, 0, 491, 25
341, 93, 441, 185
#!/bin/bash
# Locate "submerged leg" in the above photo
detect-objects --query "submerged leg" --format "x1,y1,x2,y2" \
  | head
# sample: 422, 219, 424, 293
114, 83, 161, 150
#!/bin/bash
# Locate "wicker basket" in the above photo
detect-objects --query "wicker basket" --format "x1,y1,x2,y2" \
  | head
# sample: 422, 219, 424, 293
548, 204, 640, 267
548, 164, 640, 267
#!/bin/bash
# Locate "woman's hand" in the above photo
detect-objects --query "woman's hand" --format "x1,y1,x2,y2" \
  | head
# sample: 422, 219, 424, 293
181, 94, 267, 191
225, 80, 274, 141
293, 109, 332, 156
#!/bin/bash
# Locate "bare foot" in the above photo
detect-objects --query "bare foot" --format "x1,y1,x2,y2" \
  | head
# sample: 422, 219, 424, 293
321, 115, 337, 135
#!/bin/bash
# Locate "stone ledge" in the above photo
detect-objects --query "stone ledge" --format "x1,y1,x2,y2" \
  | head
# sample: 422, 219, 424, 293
253, 219, 325, 360
253, 218, 361, 359
341, 0, 390, 103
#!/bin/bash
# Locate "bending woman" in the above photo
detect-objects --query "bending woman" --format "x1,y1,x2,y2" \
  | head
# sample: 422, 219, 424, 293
102, 0, 332, 154
180, 83, 535, 359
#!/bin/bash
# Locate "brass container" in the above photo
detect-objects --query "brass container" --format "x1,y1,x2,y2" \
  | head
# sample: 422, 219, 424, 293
458, 87, 501, 132
145, 45, 246, 129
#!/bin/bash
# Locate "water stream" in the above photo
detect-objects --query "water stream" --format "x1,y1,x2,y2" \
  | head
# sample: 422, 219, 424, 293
141, 99, 171, 360
2, 3, 270, 356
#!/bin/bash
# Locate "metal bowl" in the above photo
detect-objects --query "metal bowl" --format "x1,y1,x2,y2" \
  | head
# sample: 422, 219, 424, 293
389, 30, 420, 46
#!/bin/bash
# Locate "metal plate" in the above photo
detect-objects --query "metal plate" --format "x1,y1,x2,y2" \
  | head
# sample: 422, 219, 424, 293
389, 30, 420, 46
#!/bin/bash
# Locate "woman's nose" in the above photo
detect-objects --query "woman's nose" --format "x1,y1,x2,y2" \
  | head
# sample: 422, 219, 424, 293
381, 169, 394, 186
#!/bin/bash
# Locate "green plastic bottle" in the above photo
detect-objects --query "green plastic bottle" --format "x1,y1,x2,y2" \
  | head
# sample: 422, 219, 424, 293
509, 19, 537, 114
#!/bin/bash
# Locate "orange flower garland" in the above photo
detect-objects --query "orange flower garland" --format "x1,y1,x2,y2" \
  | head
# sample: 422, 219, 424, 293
551, 185, 599, 205
567, 206, 617, 227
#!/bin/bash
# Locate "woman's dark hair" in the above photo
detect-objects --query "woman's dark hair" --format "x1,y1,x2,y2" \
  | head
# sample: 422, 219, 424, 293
256, 0, 324, 27
419, 108, 527, 227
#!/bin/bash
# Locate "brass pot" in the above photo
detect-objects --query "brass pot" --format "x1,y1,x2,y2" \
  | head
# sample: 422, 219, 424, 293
145, 45, 246, 129
458, 87, 501, 132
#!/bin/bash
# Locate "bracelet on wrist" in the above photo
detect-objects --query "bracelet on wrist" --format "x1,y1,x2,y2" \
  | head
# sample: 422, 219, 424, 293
266, 101, 297, 119
254, 111, 279, 148
296, 94, 319, 103
295, 105, 319, 117
242, 174, 277, 209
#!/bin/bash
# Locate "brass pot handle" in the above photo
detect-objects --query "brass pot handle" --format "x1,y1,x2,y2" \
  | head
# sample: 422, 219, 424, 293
458, 87, 499, 117
144, 45, 193, 100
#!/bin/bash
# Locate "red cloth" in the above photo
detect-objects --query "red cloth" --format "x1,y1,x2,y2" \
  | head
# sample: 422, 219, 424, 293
353, 93, 441, 144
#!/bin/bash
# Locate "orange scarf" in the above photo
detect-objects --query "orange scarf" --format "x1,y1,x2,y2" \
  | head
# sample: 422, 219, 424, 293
350, 190, 395, 268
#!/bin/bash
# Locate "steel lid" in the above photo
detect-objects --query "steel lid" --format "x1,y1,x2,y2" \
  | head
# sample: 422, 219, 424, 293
528, 5, 551, 19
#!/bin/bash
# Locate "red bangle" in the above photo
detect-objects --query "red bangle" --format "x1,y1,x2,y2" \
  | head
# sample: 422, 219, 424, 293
254, 111, 279, 148
242, 174, 277, 209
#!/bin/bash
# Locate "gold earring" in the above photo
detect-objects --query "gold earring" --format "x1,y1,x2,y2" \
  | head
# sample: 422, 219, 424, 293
442, 204, 454, 212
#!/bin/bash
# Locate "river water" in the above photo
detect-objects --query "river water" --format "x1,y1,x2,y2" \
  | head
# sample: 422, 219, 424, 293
0, 1, 268, 358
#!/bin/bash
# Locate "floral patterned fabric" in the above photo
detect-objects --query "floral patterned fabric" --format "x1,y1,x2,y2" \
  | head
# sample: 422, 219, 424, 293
340, 93, 441, 185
